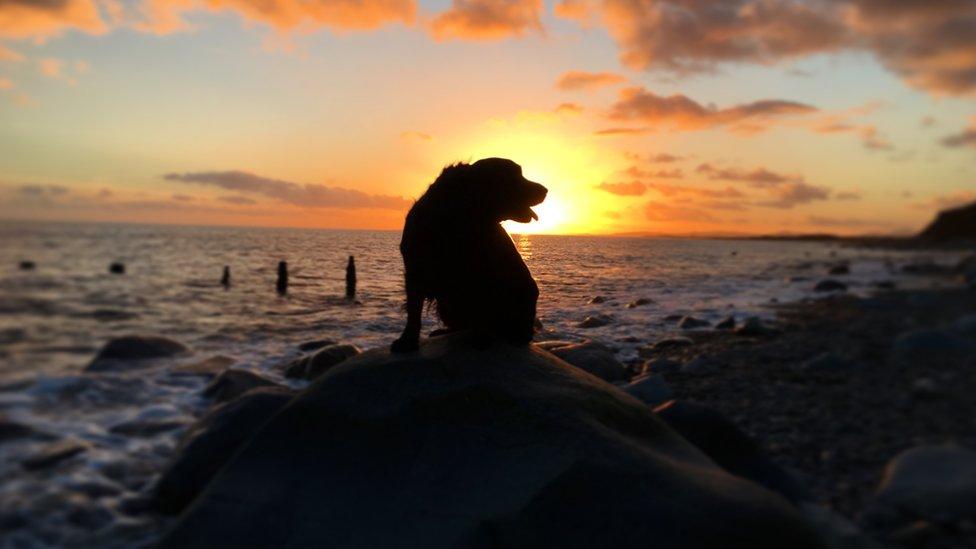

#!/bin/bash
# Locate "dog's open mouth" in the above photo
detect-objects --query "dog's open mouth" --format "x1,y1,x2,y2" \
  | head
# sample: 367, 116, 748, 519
511, 206, 538, 223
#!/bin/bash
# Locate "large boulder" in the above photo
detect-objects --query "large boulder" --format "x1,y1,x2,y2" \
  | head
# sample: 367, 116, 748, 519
280, 343, 361, 381
159, 333, 822, 549
874, 445, 976, 521
203, 369, 280, 404
535, 340, 628, 382
654, 400, 811, 506
86, 335, 188, 372
154, 386, 297, 514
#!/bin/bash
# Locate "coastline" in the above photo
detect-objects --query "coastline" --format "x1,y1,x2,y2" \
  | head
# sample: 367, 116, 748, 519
634, 285, 976, 546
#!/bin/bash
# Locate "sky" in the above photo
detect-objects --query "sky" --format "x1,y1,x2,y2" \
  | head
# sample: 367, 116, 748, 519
1, 0, 975, 236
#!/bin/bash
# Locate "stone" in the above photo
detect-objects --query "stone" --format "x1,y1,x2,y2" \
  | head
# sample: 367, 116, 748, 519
159, 332, 823, 549
624, 375, 672, 406
678, 316, 711, 330
875, 445, 976, 521
735, 317, 778, 337
715, 316, 736, 330
813, 279, 847, 292
154, 386, 296, 514
543, 340, 628, 383
587, 296, 607, 304
203, 369, 279, 404
828, 264, 850, 276
281, 343, 361, 381
649, 337, 694, 352
577, 315, 612, 328
172, 355, 236, 377
627, 297, 654, 308
641, 358, 682, 375
22, 439, 89, 470
297, 339, 337, 352
86, 335, 189, 371
654, 400, 811, 506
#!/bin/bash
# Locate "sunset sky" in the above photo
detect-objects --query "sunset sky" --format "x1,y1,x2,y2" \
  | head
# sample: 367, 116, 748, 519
1, 0, 975, 235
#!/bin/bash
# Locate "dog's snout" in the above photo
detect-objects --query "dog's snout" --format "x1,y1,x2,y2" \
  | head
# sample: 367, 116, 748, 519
528, 181, 548, 205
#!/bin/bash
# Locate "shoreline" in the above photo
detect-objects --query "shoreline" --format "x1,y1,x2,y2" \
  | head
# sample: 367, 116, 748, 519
631, 286, 976, 546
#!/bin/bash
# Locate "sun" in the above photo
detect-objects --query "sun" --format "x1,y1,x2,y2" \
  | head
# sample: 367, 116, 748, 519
503, 194, 568, 235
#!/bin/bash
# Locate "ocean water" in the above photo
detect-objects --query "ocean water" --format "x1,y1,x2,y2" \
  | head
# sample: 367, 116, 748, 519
0, 221, 967, 546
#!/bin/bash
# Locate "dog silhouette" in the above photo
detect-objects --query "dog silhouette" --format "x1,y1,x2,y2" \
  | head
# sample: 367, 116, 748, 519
391, 158, 547, 352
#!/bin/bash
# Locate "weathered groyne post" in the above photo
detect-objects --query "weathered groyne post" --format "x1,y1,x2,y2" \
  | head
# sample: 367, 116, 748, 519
109, 262, 125, 274
345, 256, 356, 300
221, 266, 231, 289
276, 261, 288, 295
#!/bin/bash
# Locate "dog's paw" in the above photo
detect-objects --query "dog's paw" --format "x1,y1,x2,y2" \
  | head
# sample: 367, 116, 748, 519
390, 336, 419, 353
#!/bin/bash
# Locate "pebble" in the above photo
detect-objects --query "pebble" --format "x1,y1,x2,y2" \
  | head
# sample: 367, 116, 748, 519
577, 315, 612, 328
677, 316, 710, 330
714, 316, 736, 330
626, 298, 654, 308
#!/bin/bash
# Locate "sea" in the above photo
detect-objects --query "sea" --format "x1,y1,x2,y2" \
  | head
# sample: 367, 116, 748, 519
0, 221, 968, 547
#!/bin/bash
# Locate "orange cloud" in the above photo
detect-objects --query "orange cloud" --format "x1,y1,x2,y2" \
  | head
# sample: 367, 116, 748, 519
558, 0, 976, 96
0, 0, 106, 40
608, 86, 815, 132
0, 45, 24, 62
429, 0, 542, 41
645, 201, 718, 222
556, 70, 625, 91
941, 118, 976, 149
595, 180, 646, 196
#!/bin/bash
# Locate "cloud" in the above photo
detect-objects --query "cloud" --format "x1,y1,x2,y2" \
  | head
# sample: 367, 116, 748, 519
607, 86, 815, 132
554, 102, 584, 115
913, 190, 976, 211
18, 184, 69, 196
941, 119, 976, 149
38, 57, 63, 79
756, 181, 831, 209
556, 70, 625, 91
0, 46, 24, 62
593, 126, 653, 136
163, 170, 411, 210
860, 125, 894, 151
695, 163, 798, 188
807, 215, 886, 229
558, 0, 976, 96
0, 0, 107, 40
429, 0, 542, 41
0, 78, 12, 90
623, 165, 683, 179
645, 200, 718, 222
649, 153, 683, 163
595, 180, 646, 196
218, 194, 257, 205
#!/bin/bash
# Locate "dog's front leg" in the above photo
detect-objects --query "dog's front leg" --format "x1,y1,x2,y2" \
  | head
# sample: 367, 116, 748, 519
391, 288, 423, 353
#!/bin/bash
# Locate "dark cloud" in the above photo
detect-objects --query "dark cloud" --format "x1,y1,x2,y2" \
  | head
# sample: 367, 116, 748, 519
835, 191, 862, 201
756, 181, 831, 209
861, 126, 894, 151
557, 0, 976, 96
556, 70, 626, 91
695, 163, 798, 188
623, 166, 683, 179
593, 126, 652, 136
429, 0, 543, 41
608, 86, 815, 132
649, 153, 683, 163
18, 184, 69, 196
941, 123, 976, 149
163, 170, 411, 210
218, 195, 258, 205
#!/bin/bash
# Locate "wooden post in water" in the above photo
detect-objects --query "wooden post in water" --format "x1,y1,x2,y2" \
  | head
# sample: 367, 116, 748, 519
276, 261, 288, 295
345, 255, 356, 300
109, 262, 125, 274
221, 266, 231, 289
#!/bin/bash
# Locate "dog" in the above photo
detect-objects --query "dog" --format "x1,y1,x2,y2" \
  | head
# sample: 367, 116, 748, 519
391, 158, 548, 353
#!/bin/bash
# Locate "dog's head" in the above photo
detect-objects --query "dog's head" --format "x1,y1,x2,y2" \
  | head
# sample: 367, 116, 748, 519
458, 158, 548, 223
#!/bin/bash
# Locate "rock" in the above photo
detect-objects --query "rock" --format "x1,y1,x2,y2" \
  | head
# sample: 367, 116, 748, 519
814, 279, 847, 292
296, 339, 337, 352
828, 264, 850, 276
154, 386, 296, 514
18, 261, 35, 270
577, 315, 612, 328
87, 335, 189, 371
627, 297, 654, 308
958, 255, 976, 288
715, 316, 736, 330
654, 400, 811, 506
918, 200, 976, 241
109, 418, 188, 437
735, 316, 778, 337
663, 314, 684, 322
159, 332, 823, 549
543, 340, 628, 383
641, 358, 682, 375
798, 503, 874, 549
624, 375, 672, 406
678, 316, 711, 330
0, 415, 53, 444
793, 352, 849, 374
648, 336, 694, 352
875, 445, 976, 521
109, 262, 126, 274
281, 343, 361, 381
203, 369, 279, 404
587, 296, 607, 304
22, 439, 89, 470
910, 377, 940, 398
172, 355, 236, 377
892, 329, 973, 355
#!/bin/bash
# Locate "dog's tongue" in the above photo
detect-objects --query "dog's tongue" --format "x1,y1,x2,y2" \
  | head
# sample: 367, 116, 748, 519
529, 207, 538, 221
